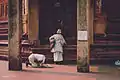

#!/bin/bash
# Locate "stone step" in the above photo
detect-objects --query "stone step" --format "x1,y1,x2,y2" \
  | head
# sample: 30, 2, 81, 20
0, 31, 8, 34
90, 58, 120, 60
0, 33, 8, 36
91, 52, 120, 57
0, 54, 8, 61
94, 41, 120, 44
0, 24, 8, 28
0, 29, 8, 34
0, 27, 8, 30
0, 44, 8, 61
90, 44, 120, 62
0, 34, 8, 40
0, 27, 8, 39
90, 43, 120, 48
94, 34, 120, 41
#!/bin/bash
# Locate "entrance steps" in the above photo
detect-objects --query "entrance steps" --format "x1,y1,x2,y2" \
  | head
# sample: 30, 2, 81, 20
0, 40, 77, 64
30, 45, 77, 64
0, 24, 8, 40
91, 34, 120, 65
0, 46, 8, 61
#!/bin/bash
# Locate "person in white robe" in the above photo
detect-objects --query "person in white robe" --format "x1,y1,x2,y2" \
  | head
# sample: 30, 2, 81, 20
49, 29, 66, 64
26, 53, 46, 68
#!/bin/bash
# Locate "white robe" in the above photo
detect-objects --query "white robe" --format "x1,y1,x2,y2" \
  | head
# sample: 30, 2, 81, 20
49, 34, 66, 62
28, 54, 46, 67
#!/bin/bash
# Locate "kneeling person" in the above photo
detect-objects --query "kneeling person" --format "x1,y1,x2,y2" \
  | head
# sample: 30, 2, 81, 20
26, 53, 46, 68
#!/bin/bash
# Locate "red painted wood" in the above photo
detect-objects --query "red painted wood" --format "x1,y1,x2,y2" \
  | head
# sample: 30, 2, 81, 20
0, 0, 8, 21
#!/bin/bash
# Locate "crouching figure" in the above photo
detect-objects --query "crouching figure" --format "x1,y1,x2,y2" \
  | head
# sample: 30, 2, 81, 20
26, 53, 46, 68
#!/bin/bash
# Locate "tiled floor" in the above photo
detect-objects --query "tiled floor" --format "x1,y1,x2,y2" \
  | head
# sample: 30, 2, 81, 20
0, 61, 120, 80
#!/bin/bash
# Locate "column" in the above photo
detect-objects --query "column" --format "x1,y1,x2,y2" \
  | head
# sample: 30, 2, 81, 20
22, 0, 28, 34
28, 0, 39, 40
8, 0, 22, 70
77, 0, 93, 72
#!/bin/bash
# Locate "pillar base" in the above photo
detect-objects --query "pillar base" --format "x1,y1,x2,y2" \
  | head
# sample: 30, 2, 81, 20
77, 66, 89, 73
77, 56, 89, 73
9, 56, 22, 71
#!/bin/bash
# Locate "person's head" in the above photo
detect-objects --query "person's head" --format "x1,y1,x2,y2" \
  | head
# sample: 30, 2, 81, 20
56, 29, 61, 34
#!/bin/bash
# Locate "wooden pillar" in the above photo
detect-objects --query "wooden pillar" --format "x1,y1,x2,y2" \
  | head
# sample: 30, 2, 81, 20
22, 0, 28, 34
28, 0, 39, 40
8, 0, 22, 70
77, 0, 92, 72
87, 0, 94, 44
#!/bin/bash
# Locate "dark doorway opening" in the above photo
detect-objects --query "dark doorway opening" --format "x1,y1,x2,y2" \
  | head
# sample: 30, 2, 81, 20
38, 0, 77, 45
102, 0, 120, 34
